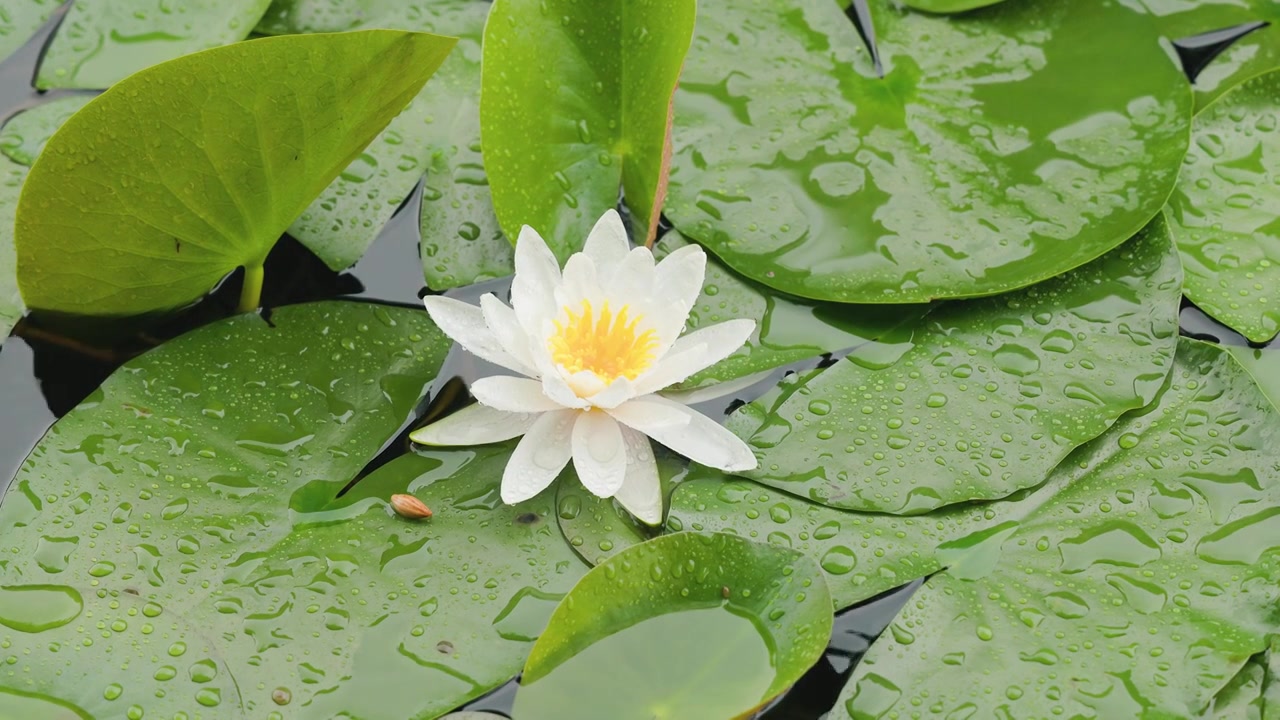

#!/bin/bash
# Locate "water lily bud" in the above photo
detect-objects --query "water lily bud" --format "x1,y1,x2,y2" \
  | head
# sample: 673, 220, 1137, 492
390, 494, 432, 520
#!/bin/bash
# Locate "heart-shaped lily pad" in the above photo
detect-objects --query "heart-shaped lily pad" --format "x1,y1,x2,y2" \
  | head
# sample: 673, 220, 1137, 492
0, 301, 589, 717
676, 340, 1280, 717
666, 0, 1191, 303
726, 218, 1181, 514
35, 0, 272, 89
16, 31, 456, 317
514, 532, 832, 720
481, 0, 694, 256
1166, 68, 1280, 343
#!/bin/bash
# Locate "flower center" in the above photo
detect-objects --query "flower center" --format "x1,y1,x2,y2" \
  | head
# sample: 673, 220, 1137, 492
548, 299, 658, 382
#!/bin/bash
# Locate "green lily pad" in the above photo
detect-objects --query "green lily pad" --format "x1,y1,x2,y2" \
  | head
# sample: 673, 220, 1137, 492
0, 301, 590, 716
831, 339, 1280, 718
34, 0, 272, 90
725, 218, 1181, 514
0, 156, 25, 343
1213, 655, 1268, 720
480, 0, 695, 258
667, 0, 1191, 303
0, 0, 58, 66
258, 0, 506, 278
678, 338, 1280, 718
661, 232, 930, 388
1229, 348, 1280, 410
514, 532, 832, 720
16, 31, 456, 318
0, 96, 95, 167
1166, 69, 1280, 343
1138, 0, 1280, 110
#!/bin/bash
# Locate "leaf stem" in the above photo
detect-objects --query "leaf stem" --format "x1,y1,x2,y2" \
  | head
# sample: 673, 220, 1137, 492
238, 263, 265, 314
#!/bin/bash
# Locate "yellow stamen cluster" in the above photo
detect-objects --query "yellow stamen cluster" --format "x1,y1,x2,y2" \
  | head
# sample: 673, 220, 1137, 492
548, 299, 658, 381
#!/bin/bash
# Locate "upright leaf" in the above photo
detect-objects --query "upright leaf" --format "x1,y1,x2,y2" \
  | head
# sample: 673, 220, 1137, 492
481, 0, 695, 257
0, 302, 587, 717
667, 0, 1191, 303
726, 219, 1181, 514
514, 533, 832, 720
16, 31, 456, 317
1166, 69, 1280, 343
35, 0, 273, 89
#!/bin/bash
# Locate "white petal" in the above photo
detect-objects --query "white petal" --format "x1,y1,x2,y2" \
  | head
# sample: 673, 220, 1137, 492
655, 243, 707, 316
470, 376, 563, 413
555, 252, 601, 311
583, 209, 631, 272
410, 404, 539, 446
502, 410, 576, 504
613, 427, 663, 525
633, 319, 756, 396
585, 376, 636, 409
423, 296, 533, 376
609, 396, 756, 472
480, 294, 535, 371
571, 411, 627, 497
661, 370, 775, 405
512, 225, 563, 338
607, 246, 657, 303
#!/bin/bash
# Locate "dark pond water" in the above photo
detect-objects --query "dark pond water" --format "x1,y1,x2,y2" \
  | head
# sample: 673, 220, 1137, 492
0, 5, 1273, 718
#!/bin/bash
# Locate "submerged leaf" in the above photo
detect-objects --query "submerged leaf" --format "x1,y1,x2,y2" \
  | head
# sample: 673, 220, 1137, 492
35, 0, 273, 89
16, 31, 456, 317
675, 340, 1280, 717
481, 0, 695, 257
1166, 69, 1280, 343
726, 218, 1181, 513
515, 532, 832, 720
667, 0, 1191, 303
0, 302, 586, 717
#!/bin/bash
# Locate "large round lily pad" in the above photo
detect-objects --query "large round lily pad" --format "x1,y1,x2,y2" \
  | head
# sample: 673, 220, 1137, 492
1166, 68, 1280, 343
675, 340, 1280, 717
0, 302, 588, 718
726, 218, 1181, 514
666, 0, 1192, 303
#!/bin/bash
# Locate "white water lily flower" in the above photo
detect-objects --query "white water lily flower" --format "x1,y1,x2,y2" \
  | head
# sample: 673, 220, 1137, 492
410, 209, 757, 524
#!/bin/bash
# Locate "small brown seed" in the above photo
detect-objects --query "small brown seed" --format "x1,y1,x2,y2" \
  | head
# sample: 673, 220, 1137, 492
390, 494, 432, 520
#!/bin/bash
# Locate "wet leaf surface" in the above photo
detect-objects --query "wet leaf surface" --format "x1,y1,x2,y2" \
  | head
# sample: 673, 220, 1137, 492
0, 155, 24, 344
661, 232, 930, 388
725, 218, 1182, 514
667, 0, 1191, 303
0, 0, 58, 66
258, 0, 508, 279
514, 532, 832, 720
0, 95, 94, 167
1166, 69, 1280, 343
36, 0, 273, 89
675, 340, 1280, 716
1229, 347, 1280, 409
0, 302, 588, 717
16, 31, 455, 317
481, 0, 694, 257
